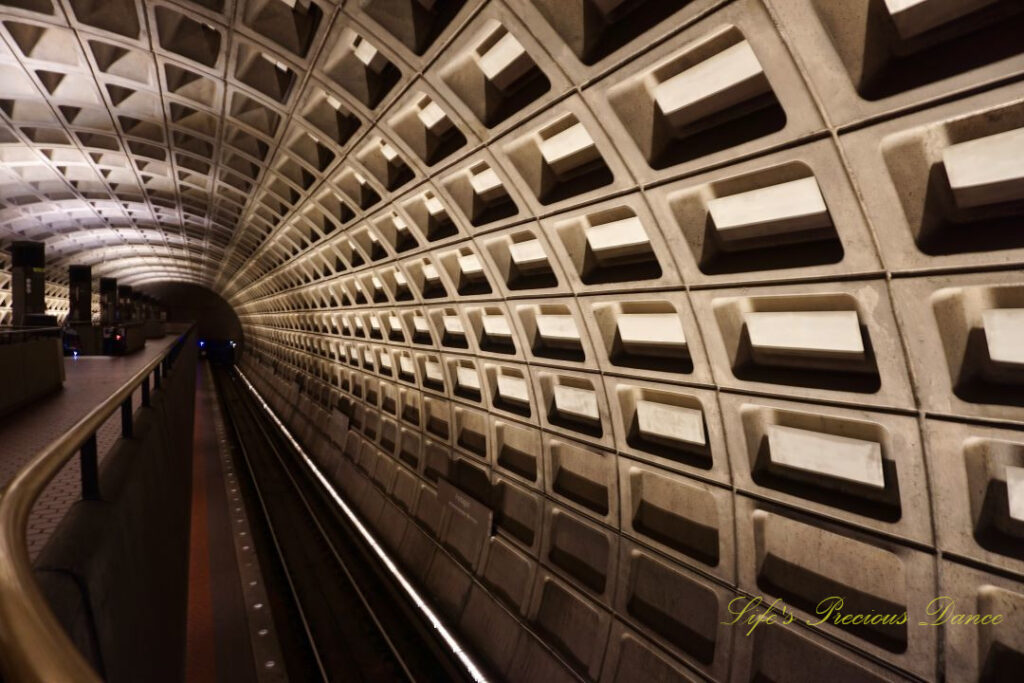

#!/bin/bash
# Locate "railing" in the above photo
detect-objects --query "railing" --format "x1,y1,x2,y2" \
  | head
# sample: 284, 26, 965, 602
0, 325, 194, 683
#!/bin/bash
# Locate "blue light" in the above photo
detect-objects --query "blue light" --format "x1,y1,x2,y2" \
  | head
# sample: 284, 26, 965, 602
199, 340, 205, 348
72, 350, 79, 359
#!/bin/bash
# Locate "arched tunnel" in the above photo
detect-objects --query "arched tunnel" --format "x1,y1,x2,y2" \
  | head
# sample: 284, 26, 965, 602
1, 1, 1023, 681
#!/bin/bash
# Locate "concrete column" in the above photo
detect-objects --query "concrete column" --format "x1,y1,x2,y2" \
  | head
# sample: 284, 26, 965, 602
99, 278, 118, 326
132, 291, 143, 321
68, 265, 92, 323
118, 285, 134, 323
10, 241, 46, 327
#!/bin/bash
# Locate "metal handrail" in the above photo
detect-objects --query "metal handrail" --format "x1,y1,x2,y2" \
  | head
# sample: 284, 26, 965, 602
0, 326, 63, 332
0, 326, 193, 683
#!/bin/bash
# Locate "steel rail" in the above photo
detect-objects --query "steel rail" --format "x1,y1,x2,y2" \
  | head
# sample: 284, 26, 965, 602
0, 326, 193, 683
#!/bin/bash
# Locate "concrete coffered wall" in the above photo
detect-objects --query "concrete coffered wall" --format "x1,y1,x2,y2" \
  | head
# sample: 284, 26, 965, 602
2, 0, 1023, 680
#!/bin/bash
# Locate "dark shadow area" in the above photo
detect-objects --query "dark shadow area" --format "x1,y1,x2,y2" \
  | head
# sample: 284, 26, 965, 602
496, 445, 536, 482
580, 249, 662, 285
136, 282, 244, 350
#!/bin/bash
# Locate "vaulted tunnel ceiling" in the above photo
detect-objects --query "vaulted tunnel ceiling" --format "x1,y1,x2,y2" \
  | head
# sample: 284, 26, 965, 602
4, 0, 1024, 680
0, 0, 338, 293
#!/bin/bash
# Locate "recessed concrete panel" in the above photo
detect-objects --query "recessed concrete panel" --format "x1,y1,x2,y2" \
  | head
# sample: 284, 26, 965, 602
939, 561, 1024, 683
719, 393, 932, 544
540, 502, 618, 605
604, 376, 729, 485
613, 541, 734, 680
890, 271, 1024, 424
693, 279, 915, 410
585, 0, 824, 184
768, 0, 1024, 126
735, 498, 939, 679
527, 571, 612, 680
599, 620, 702, 683
618, 459, 734, 582
927, 419, 1024, 576
645, 137, 881, 287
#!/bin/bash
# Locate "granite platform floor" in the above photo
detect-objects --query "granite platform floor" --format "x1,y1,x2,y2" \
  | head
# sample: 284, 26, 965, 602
0, 334, 179, 556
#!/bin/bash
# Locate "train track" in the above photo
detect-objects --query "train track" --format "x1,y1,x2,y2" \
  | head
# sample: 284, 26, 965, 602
213, 364, 474, 683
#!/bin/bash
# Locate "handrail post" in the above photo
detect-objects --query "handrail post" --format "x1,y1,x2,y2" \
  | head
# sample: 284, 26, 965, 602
154, 365, 161, 390
80, 435, 99, 500
141, 375, 150, 407
121, 397, 133, 438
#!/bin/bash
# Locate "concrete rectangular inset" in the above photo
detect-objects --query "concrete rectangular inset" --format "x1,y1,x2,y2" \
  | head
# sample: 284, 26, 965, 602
542, 503, 617, 602
503, 99, 624, 208
635, 400, 706, 450
939, 561, 1024, 683
592, 1, 823, 182
942, 127, 1024, 209
545, 437, 617, 524
584, 293, 710, 385
585, 215, 650, 263
743, 310, 865, 362
767, 424, 885, 490
698, 281, 913, 408
982, 308, 1024, 368
653, 39, 769, 131
614, 541, 733, 678
601, 621, 703, 683
527, 572, 611, 680
708, 176, 831, 243
619, 460, 732, 579
480, 535, 536, 614
434, 8, 561, 132
891, 273, 1024, 422
618, 314, 687, 357
736, 499, 938, 677
493, 420, 542, 486
926, 419, 1024, 576
884, 0, 1000, 40
607, 378, 728, 484
545, 194, 680, 292
538, 121, 600, 177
